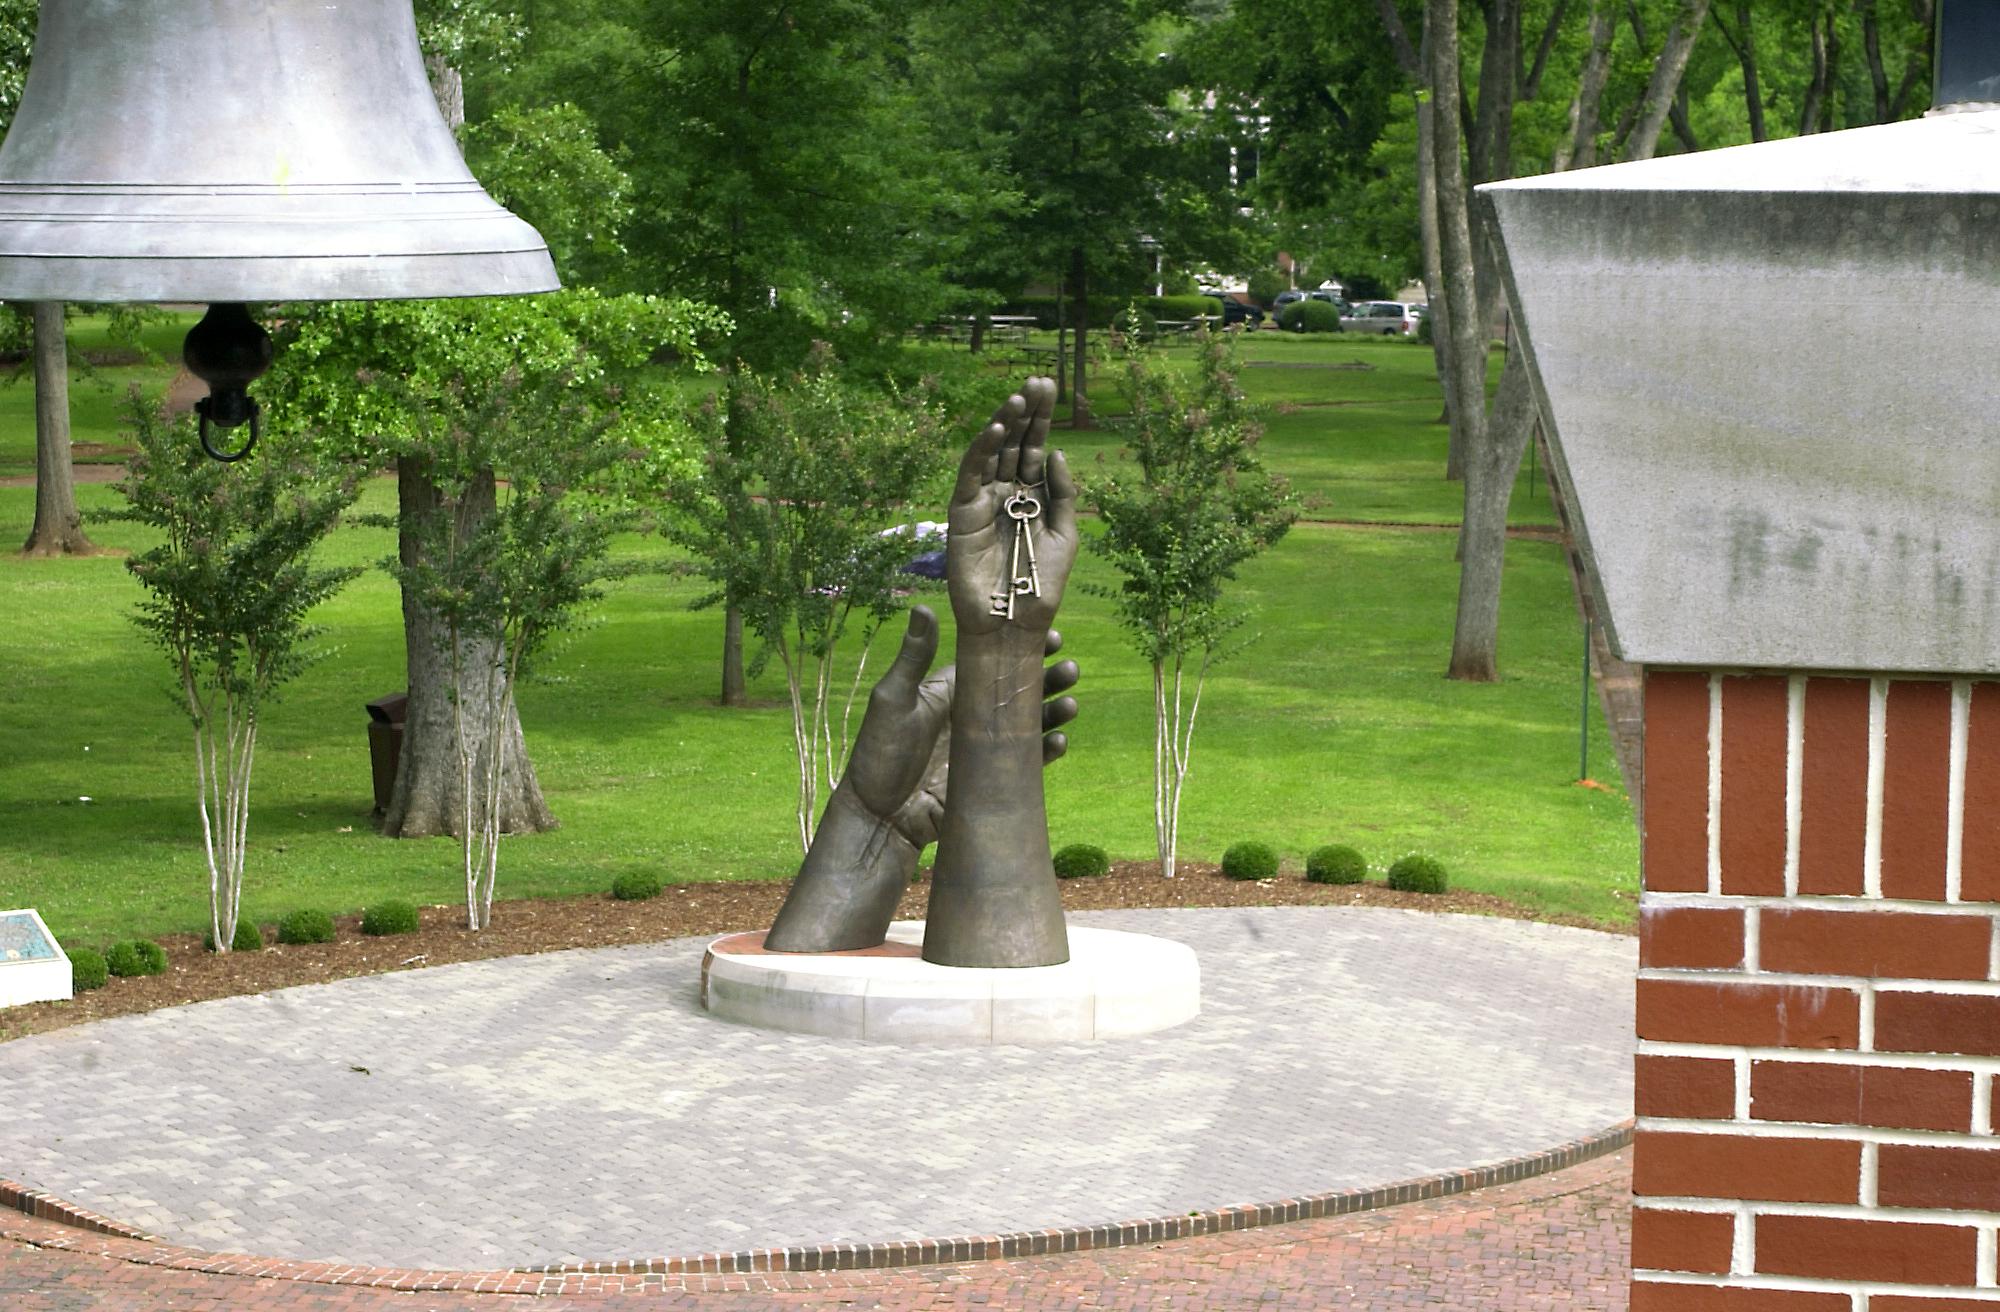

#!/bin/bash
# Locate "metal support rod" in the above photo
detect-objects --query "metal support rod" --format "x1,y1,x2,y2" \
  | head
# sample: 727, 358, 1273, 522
1579, 616, 1593, 782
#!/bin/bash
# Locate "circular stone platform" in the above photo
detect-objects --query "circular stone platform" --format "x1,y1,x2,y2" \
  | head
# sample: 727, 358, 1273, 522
0, 907, 1635, 1271
702, 920, 1201, 1043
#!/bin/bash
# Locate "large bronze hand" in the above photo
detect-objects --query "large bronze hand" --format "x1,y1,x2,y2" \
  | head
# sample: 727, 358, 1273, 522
764, 604, 1078, 954
925, 377, 1079, 968
947, 377, 1078, 638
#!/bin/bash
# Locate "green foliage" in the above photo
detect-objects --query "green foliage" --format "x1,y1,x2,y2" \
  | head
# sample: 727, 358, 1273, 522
104, 938, 166, 977
1089, 330, 1298, 669
1246, 269, 1288, 307
278, 909, 337, 945
610, 872, 663, 902
464, 103, 633, 286
0, 0, 34, 139
1278, 301, 1343, 334
661, 346, 951, 848
204, 920, 265, 953
1387, 853, 1449, 895
1305, 844, 1367, 885
261, 291, 726, 474
1052, 844, 1111, 879
111, 403, 362, 950
115, 409, 362, 719
1221, 841, 1280, 881
360, 900, 421, 936
68, 947, 107, 992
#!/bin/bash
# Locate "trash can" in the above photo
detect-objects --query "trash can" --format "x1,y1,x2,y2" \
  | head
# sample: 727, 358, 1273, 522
365, 692, 408, 815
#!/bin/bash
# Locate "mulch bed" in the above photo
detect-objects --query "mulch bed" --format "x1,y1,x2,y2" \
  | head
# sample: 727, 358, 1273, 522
0, 862, 1628, 1044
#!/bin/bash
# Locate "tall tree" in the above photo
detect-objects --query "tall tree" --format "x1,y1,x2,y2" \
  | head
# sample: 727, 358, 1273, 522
925, 0, 1241, 429
0, 1, 96, 559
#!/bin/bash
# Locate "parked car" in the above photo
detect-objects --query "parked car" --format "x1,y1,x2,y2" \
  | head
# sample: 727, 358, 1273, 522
1273, 289, 1309, 311
1215, 294, 1266, 329
1340, 300, 1419, 335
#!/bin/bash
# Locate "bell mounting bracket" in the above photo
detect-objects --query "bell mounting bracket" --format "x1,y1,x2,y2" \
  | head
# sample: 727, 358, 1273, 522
183, 302, 274, 462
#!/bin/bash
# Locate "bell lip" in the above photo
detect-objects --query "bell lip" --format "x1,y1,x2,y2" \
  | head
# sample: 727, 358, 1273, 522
0, 250, 561, 303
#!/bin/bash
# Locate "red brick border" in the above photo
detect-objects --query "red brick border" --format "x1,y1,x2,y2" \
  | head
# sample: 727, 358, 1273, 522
0, 1119, 1633, 1290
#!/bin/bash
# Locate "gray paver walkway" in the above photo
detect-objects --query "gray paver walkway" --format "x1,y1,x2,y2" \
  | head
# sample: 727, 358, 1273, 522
0, 906, 1634, 1271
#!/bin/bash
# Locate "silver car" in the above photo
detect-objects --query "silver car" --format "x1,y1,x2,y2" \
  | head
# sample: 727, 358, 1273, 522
1339, 301, 1418, 335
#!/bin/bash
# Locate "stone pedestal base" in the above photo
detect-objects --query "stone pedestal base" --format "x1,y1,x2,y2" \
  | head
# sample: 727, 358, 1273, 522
701, 920, 1199, 1044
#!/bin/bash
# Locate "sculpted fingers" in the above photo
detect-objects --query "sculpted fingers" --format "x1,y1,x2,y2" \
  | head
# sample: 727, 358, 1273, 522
878, 606, 939, 700
1041, 730, 1069, 765
1043, 448, 1077, 542
1017, 376, 1055, 486
953, 395, 1022, 504
1042, 657, 1078, 700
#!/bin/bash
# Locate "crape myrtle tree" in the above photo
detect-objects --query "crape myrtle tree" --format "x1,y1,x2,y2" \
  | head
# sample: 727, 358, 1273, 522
1088, 325, 1295, 878
382, 366, 632, 930
664, 346, 951, 852
259, 290, 726, 842
115, 406, 362, 952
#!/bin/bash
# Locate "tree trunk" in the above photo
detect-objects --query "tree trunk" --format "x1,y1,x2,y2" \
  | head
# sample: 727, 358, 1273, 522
1430, 0, 1487, 491
721, 605, 748, 706
1623, 0, 1714, 163
382, 457, 556, 838
21, 303, 96, 558
1417, 84, 1462, 479
1556, 3, 1615, 169
1447, 348, 1536, 681
1069, 246, 1091, 430
1713, 1, 1767, 142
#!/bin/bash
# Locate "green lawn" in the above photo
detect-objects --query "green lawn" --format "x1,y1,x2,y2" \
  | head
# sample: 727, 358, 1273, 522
0, 326, 1637, 949
0, 310, 191, 474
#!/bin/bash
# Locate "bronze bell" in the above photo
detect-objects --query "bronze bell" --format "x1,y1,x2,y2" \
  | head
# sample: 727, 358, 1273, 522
0, 0, 558, 457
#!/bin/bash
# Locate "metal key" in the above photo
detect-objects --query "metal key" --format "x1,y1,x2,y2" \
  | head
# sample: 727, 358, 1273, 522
1005, 490, 1043, 601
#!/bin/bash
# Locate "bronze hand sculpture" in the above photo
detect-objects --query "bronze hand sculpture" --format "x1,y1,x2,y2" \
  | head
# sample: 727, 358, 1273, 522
763, 378, 1080, 964
763, 606, 1077, 952
926, 377, 1078, 966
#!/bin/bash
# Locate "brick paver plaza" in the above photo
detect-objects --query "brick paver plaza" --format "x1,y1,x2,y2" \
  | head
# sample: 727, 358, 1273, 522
0, 906, 1635, 1295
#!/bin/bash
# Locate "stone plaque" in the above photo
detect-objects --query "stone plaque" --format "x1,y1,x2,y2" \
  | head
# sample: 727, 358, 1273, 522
0, 909, 72, 1007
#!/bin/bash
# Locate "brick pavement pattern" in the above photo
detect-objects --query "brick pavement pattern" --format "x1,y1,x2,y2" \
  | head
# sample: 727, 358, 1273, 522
0, 907, 1633, 1271
0, 1149, 1635, 1310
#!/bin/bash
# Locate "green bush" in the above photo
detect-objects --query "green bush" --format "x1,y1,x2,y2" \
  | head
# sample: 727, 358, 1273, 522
1415, 309, 1434, 344
104, 938, 166, 977
69, 947, 108, 991
361, 900, 421, 936
277, 909, 337, 945
1387, 853, 1450, 894
1246, 268, 1288, 307
1221, 841, 1280, 881
1113, 304, 1159, 340
1306, 845, 1367, 885
204, 920, 264, 952
611, 872, 663, 901
1052, 843, 1111, 879
1278, 300, 1342, 334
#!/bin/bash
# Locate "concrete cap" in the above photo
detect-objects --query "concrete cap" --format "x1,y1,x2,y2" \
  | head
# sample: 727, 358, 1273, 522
1482, 109, 2000, 674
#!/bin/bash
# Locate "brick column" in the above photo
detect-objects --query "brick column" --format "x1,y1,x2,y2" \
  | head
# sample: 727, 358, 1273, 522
1635, 669, 2000, 1310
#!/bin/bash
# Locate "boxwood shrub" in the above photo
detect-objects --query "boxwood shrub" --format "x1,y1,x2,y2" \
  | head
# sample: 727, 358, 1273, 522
1305, 845, 1367, 885
1386, 853, 1449, 895
1221, 841, 1280, 881
277, 908, 337, 945
69, 947, 108, 991
105, 938, 166, 977
204, 920, 264, 953
1052, 843, 1111, 879
361, 900, 421, 936
1278, 300, 1342, 333
611, 872, 663, 902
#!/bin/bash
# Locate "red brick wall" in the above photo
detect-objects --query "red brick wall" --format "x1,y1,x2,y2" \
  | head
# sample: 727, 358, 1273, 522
1636, 670, 2000, 1310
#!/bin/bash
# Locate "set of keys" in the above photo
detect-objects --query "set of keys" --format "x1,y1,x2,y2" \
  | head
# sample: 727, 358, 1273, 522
988, 486, 1044, 619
